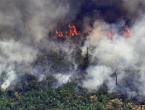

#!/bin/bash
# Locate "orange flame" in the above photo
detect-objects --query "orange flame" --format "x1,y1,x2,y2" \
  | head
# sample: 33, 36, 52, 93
55, 31, 64, 37
123, 28, 132, 37
54, 25, 132, 38
85, 29, 90, 34
54, 24, 90, 38
68, 24, 78, 36
58, 32, 63, 37
104, 31, 114, 38
54, 30, 59, 37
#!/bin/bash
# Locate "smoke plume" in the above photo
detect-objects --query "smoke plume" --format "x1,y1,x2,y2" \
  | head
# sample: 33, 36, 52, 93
82, 15, 145, 100
1, 0, 145, 102
0, 0, 80, 89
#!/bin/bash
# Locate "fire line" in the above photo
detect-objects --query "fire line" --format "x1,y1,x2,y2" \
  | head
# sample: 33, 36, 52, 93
54, 25, 132, 38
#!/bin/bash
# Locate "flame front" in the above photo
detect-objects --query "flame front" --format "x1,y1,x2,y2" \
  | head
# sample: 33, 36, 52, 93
104, 31, 114, 38
123, 28, 132, 37
68, 24, 78, 36
54, 25, 132, 38
54, 24, 90, 38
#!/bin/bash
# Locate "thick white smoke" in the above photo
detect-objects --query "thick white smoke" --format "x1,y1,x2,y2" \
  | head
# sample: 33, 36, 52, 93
0, 0, 80, 89
82, 66, 112, 90
82, 15, 145, 100
0, 40, 37, 89
53, 73, 72, 88
1, 0, 145, 102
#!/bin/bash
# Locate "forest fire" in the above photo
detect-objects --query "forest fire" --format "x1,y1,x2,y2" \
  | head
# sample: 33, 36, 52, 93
104, 28, 132, 38
123, 28, 133, 37
104, 31, 114, 38
54, 25, 132, 38
68, 24, 78, 36
54, 24, 90, 38
2, 0, 145, 108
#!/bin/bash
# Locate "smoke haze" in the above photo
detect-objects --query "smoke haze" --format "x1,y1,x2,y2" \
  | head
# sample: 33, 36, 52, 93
1, 0, 145, 101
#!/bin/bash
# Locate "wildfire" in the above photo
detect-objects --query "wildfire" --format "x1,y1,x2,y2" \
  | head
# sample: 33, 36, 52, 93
123, 28, 132, 37
54, 24, 91, 38
104, 31, 114, 38
55, 30, 63, 37
54, 25, 132, 38
68, 24, 78, 36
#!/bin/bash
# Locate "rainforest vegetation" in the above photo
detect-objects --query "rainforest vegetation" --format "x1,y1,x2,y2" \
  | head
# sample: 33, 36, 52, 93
0, 49, 143, 110
0, 75, 142, 110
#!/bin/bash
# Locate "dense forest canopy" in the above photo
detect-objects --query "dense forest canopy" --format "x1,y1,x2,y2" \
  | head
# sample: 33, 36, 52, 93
0, 76, 138, 110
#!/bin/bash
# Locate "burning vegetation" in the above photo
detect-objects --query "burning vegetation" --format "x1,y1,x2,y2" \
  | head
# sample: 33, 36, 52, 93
1, 0, 145, 109
54, 24, 90, 38
54, 24, 132, 38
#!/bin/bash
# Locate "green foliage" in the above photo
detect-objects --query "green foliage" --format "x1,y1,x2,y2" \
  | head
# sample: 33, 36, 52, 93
7, 90, 15, 98
124, 99, 133, 104
0, 89, 4, 96
121, 105, 132, 110
40, 75, 57, 90
0, 80, 136, 110
112, 102, 119, 109
96, 103, 105, 110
